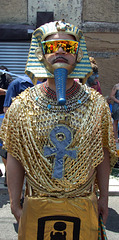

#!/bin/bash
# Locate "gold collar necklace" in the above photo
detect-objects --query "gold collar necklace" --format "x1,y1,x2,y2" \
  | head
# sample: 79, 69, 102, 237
30, 81, 91, 112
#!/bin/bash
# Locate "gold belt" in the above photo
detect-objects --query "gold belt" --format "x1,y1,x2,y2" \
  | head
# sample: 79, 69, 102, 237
25, 171, 96, 198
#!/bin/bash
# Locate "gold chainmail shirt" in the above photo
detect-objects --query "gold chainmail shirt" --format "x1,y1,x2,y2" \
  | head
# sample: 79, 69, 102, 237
0, 82, 117, 198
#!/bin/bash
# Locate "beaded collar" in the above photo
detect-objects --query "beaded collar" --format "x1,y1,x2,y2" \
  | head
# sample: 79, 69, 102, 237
30, 81, 91, 112
41, 81, 81, 100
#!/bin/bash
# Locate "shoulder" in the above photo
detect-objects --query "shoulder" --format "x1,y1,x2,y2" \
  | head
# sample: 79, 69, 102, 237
83, 84, 105, 103
8, 88, 31, 111
11, 84, 41, 107
112, 84, 119, 91
82, 84, 110, 114
7, 78, 22, 89
13, 87, 31, 102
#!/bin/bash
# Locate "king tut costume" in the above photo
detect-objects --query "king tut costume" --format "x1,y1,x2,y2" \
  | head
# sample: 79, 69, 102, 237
0, 20, 117, 240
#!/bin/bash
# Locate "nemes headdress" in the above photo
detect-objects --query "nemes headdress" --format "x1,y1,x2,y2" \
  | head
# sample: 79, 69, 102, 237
25, 20, 92, 85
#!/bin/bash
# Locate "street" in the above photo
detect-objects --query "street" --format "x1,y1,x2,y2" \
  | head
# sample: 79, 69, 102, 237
0, 190, 18, 240
0, 188, 119, 240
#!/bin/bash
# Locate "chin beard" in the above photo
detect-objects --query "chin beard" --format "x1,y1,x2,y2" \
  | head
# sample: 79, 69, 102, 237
54, 68, 68, 105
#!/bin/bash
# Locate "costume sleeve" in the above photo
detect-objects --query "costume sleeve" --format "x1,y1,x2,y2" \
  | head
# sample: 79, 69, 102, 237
101, 99, 118, 169
0, 98, 22, 162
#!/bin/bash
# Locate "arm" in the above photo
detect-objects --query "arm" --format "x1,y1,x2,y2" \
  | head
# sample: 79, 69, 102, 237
110, 85, 119, 103
3, 107, 9, 113
0, 88, 7, 95
3, 81, 15, 108
3, 78, 23, 109
7, 153, 25, 223
96, 147, 110, 224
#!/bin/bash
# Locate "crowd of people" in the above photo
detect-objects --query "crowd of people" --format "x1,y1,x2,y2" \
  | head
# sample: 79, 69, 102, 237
87, 57, 119, 148
0, 20, 118, 239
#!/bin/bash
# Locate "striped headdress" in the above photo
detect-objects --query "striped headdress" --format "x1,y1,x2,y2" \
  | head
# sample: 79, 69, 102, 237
25, 20, 92, 84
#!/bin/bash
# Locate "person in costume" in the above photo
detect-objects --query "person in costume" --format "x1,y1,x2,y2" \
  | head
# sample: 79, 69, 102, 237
0, 20, 118, 240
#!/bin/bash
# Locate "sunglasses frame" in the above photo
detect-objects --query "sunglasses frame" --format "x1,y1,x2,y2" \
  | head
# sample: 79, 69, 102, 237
41, 39, 80, 55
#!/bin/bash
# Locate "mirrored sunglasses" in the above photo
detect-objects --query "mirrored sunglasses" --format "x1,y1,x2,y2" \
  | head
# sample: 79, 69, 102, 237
41, 39, 79, 54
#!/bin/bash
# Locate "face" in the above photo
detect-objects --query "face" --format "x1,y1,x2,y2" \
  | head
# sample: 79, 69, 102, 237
42, 33, 77, 75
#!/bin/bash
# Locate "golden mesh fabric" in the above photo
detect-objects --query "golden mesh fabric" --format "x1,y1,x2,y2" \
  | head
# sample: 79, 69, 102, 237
0, 83, 117, 197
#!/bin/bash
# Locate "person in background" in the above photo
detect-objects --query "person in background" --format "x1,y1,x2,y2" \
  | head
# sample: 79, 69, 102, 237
0, 168, 3, 177
0, 74, 34, 186
86, 74, 99, 90
0, 66, 13, 113
105, 96, 113, 113
3, 75, 35, 113
88, 57, 102, 94
110, 83, 119, 143
3, 76, 46, 113
86, 74, 102, 94
105, 95, 119, 168
0, 66, 13, 179
0, 74, 43, 186
0, 20, 117, 239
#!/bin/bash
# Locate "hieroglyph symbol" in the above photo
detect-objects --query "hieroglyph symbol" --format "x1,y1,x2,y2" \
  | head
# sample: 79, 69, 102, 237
43, 125, 76, 179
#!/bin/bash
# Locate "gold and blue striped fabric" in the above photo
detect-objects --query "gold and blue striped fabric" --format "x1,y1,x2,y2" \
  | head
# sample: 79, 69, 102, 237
25, 21, 92, 85
98, 215, 108, 240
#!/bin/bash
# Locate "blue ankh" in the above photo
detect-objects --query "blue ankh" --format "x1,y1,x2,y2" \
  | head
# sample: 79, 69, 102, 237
43, 125, 77, 179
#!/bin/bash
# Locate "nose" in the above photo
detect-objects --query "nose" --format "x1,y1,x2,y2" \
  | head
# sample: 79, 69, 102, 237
55, 47, 65, 54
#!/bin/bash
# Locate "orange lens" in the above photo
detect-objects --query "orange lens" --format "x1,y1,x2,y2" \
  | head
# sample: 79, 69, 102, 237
41, 40, 79, 54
